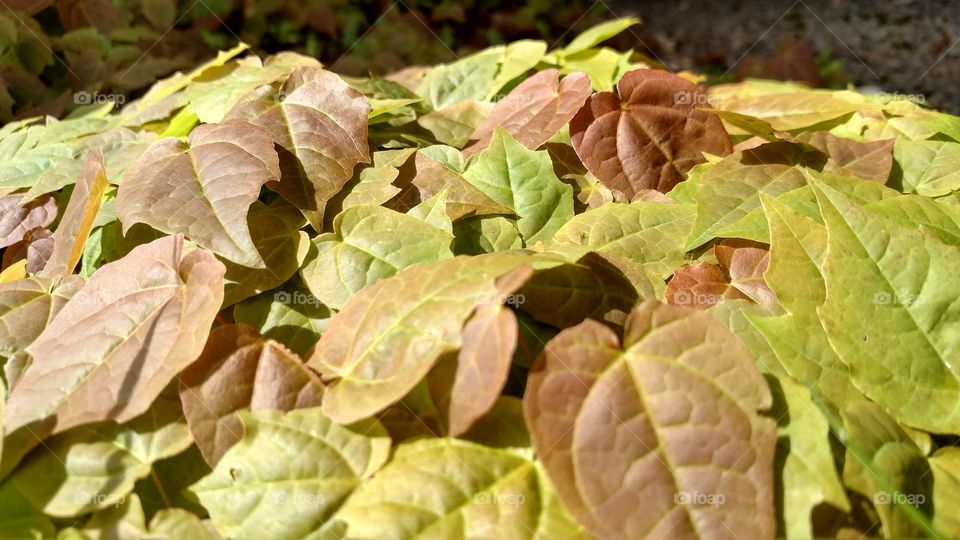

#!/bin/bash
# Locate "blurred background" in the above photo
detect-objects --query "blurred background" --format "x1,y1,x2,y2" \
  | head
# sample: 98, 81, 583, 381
1, 0, 958, 121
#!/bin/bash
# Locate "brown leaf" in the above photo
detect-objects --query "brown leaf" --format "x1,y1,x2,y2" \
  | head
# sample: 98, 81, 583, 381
430, 302, 518, 436
1, 235, 225, 476
0, 275, 83, 360
389, 152, 513, 219
38, 149, 108, 278
798, 132, 895, 183
714, 239, 777, 304
57, 0, 128, 32
227, 67, 370, 228
570, 69, 732, 196
665, 262, 746, 309
179, 324, 324, 466
523, 301, 776, 539
116, 120, 280, 268
463, 69, 592, 158
0, 194, 56, 249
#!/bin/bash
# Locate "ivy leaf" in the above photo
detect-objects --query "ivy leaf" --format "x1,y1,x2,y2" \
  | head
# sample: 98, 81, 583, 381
226, 67, 371, 228
812, 179, 960, 433
191, 407, 390, 539
0, 275, 83, 358
335, 438, 587, 539
2, 235, 224, 476
299, 204, 454, 310
464, 69, 591, 158
894, 139, 960, 197
310, 253, 558, 424
570, 69, 732, 196
221, 198, 309, 307
551, 200, 694, 279
429, 302, 518, 436
524, 301, 776, 539
5, 387, 191, 518
179, 324, 325, 466
37, 148, 108, 278
463, 128, 574, 246
233, 285, 331, 357
116, 120, 281, 268
0, 193, 56, 249
684, 143, 808, 250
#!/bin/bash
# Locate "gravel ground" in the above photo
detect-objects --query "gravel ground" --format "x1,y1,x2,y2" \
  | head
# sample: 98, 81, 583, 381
612, 0, 960, 112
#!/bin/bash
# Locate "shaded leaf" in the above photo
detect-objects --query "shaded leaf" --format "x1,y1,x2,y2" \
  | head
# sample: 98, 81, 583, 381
179, 324, 324, 466
2, 235, 224, 476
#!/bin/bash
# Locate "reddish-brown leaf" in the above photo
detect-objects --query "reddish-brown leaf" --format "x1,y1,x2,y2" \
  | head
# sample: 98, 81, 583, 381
570, 69, 732, 196
463, 69, 591, 158
715, 239, 777, 304
665, 262, 745, 309
524, 301, 776, 539
429, 302, 518, 436
116, 120, 280, 268
226, 67, 371, 228
0, 194, 56, 249
179, 324, 325, 466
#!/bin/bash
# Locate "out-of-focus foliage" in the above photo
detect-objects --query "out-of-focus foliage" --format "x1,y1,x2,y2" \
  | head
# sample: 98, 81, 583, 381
0, 0, 619, 121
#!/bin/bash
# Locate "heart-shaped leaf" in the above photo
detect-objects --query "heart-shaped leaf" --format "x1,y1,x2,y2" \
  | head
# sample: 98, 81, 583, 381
570, 69, 732, 196
524, 300, 776, 539
116, 120, 280, 268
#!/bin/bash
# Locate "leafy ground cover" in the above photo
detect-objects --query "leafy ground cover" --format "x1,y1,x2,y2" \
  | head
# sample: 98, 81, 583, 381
1, 18, 960, 540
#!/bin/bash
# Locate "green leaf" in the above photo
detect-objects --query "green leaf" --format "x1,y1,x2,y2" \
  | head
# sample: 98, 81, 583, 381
894, 139, 960, 197
309, 253, 560, 424
685, 144, 808, 249
452, 215, 523, 255
767, 375, 849, 539
222, 199, 310, 307
551, 200, 694, 279
840, 400, 936, 539
557, 18, 641, 56
812, 180, 960, 433
930, 448, 960, 537
299, 204, 454, 310
417, 47, 505, 109
335, 438, 587, 539
463, 128, 573, 246
6, 387, 191, 518
233, 285, 331, 357
191, 408, 390, 540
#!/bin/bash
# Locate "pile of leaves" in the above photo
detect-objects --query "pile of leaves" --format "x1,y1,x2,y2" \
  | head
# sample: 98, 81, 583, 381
0, 0, 614, 122
1, 18, 960, 540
